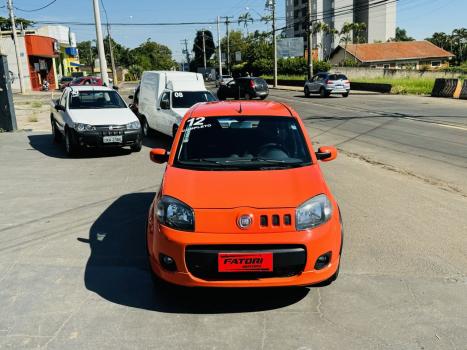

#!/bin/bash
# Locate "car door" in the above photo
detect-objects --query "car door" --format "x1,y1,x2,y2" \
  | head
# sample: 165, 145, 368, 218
156, 91, 172, 135
55, 90, 68, 132
307, 75, 318, 92
224, 80, 237, 98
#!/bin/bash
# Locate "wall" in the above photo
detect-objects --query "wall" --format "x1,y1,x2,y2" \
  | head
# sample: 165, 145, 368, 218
332, 67, 463, 80
0, 36, 32, 92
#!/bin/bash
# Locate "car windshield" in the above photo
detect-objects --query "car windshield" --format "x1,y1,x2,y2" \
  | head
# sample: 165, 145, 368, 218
61, 77, 73, 82
69, 90, 126, 109
172, 91, 216, 109
174, 116, 312, 171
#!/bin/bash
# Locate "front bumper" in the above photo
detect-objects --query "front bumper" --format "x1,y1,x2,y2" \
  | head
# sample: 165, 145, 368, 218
71, 127, 142, 148
147, 210, 342, 287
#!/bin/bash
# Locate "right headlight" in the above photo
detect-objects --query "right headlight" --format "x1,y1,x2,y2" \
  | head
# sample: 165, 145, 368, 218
295, 194, 332, 230
75, 123, 96, 131
156, 196, 194, 231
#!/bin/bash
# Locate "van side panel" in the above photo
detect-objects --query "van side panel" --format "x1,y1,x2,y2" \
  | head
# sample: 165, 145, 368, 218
140, 72, 162, 132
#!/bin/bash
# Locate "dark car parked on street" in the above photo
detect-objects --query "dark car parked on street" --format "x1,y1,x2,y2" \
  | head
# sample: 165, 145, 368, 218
217, 77, 269, 100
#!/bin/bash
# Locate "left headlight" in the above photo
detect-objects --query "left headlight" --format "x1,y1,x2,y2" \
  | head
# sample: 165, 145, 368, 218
75, 123, 96, 131
126, 120, 141, 130
295, 194, 332, 230
156, 196, 194, 231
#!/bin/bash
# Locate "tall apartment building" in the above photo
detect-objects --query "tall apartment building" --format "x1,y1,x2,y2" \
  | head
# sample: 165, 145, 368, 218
285, 0, 396, 59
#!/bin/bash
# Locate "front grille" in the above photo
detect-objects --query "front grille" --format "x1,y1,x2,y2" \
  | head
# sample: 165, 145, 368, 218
259, 214, 293, 227
185, 244, 306, 281
95, 125, 126, 136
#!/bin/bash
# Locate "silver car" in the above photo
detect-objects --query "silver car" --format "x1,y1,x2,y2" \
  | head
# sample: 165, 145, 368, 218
215, 74, 234, 87
304, 72, 350, 98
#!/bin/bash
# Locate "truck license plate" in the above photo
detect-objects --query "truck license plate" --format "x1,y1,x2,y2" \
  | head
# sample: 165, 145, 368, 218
103, 135, 122, 143
218, 252, 273, 272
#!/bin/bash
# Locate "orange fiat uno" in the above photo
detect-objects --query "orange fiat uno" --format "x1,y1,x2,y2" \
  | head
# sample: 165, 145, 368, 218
146, 101, 342, 287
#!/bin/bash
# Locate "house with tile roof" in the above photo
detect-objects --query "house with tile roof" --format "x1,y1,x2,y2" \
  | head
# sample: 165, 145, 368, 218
330, 41, 455, 70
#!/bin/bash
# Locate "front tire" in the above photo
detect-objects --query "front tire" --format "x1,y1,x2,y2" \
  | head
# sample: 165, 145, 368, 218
51, 118, 61, 143
131, 139, 142, 152
304, 86, 310, 97
65, 128, 80, 157
140, 116, 149, 137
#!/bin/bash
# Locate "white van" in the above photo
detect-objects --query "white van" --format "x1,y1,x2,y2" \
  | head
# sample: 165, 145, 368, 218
138, 71, 216, 137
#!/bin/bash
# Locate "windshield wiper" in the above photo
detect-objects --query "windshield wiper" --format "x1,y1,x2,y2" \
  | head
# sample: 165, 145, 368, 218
181, 158, 224, 165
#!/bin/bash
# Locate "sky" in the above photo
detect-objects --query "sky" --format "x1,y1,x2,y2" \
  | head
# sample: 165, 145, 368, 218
1, 0, 466, 62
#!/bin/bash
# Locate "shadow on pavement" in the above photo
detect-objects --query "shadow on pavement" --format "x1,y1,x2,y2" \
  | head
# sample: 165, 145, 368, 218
28, 133, 146, 159
84, 193, 309, 314
142, 130, 173, 150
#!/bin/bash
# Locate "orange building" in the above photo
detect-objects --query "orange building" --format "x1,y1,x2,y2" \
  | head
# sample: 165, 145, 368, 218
24, 35, 59, 90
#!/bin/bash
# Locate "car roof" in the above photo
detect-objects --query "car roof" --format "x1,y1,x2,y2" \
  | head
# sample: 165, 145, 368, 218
67, 86, 115, 92
189, 101, 294, 118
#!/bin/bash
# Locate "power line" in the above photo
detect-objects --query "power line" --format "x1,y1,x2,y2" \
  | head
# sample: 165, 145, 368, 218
13, 0, 59, 12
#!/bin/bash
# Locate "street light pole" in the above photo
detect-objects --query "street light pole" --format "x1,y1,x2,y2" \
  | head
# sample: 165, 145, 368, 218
92, 0, 109, 86
217, 16, 222, 76
307, 0, 313, 80
271, 0, 277, 88
7, 0, 25, 93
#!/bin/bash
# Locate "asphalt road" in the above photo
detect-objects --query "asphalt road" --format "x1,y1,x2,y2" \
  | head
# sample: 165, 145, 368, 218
0, 88, 466, 349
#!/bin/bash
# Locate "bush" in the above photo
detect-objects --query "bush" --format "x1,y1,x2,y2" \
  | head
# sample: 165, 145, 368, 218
251, 58, 273, 76
313, 60, 332, 74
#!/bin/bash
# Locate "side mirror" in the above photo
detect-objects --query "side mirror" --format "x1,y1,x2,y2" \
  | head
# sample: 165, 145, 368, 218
55, 104, 64, 111
113, 85, 119, 90
150, 148, 169, 164
128, 95, 133, 99
160, 99, 170, 110
316, 146, 337, 162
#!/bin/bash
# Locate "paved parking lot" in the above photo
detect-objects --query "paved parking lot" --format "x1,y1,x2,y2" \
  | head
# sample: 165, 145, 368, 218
1, 90, 466, 349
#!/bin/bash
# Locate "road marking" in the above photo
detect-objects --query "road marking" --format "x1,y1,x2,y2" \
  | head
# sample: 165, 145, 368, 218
401, 116, 467, 131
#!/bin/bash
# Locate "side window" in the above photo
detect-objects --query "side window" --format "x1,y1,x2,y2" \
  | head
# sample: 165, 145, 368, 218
161, 92, 170, 103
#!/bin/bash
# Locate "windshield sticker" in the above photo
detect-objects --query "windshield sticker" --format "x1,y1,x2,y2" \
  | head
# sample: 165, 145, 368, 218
183, 117, 212, 134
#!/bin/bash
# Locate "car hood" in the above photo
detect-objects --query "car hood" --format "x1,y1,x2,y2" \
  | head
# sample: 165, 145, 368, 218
69, 108, 138, 125
162, 165, 328, 209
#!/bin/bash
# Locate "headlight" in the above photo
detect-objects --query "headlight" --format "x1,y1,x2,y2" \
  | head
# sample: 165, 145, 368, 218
126, 120, 141, 130
296, 194, 332, 230
75, 123, 96, 131
156, 196, 194, 231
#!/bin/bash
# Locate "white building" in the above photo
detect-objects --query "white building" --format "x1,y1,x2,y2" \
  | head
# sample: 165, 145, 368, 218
0, 31, 33, 91
285, 0, 396, 59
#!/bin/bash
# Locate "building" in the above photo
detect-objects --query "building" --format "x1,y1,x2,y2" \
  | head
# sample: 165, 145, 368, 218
24, 35, 60, 90
36, 25, 80, 78
329, 41, 455, 69
0, 30, 60, 91
285, 0, 396, 59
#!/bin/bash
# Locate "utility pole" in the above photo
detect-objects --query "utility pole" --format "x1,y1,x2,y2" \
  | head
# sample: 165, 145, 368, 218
7, 0, 25, 93
217, 16, 222, 76
269, 0, 278, 87
202, 30, 207, 70
106, 23, 117, 85
92, 0, 109, 86
307, 0, 313, 80
89, 43, 94, 73
181, 39, 190, 67
221, 16, 233, 75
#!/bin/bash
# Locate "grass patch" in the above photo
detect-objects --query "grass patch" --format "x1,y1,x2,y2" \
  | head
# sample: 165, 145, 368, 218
28, 114, 38, 122
31, 101, 42, 108
352, 77, 436, 95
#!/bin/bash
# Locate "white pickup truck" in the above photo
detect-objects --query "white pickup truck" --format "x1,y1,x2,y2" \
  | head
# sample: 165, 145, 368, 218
50, 86, 142, 156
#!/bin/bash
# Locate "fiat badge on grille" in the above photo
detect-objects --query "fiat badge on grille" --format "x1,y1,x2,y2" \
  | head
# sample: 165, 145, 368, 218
237, 215, 252, 229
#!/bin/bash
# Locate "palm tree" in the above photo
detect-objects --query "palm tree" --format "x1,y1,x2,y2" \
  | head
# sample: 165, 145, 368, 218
324, 27, 339, 60
339, 22, 353, 63
238, 12, 253, 34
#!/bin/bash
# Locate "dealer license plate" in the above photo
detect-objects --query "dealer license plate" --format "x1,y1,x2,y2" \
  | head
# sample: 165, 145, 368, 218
103, 135, 122, 143
218, 252, 273, 272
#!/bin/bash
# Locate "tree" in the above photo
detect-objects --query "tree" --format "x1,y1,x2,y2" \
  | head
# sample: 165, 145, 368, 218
221, 30, 247, 73
77, 41, 97, 67
391, 27, 414, 41
352, 22, 367, 44
191, 30, 215, 70
103, 35, 131, 67
339, 22, 353, 62
0, 16, 34, 30
129, 39, 176, 71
